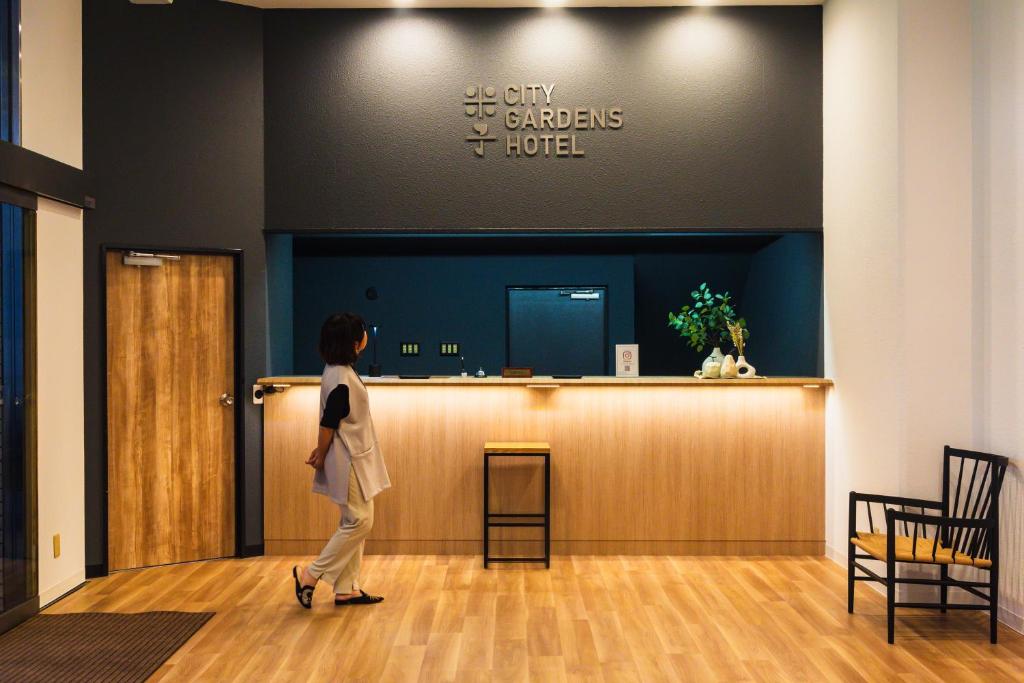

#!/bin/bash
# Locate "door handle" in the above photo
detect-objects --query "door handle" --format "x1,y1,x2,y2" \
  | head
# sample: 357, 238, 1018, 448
219, 393, 235, 407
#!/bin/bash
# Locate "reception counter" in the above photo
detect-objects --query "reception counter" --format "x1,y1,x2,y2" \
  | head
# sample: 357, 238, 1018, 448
259, 375, 830, 556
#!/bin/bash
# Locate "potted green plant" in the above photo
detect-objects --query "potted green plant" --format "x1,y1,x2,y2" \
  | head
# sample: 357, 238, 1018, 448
667, 283, 749, 376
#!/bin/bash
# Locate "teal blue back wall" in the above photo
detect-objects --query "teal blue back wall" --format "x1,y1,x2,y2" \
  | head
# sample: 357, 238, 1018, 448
282, 234, 822, 377
292, 254, 636, 376
265, 233, 294, 376
741, 233, 823, 377
634, 252, 754, 375
634, 235, 821, 375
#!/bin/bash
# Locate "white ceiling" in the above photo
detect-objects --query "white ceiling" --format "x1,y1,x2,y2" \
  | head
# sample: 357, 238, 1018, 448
225, 1, 821, 8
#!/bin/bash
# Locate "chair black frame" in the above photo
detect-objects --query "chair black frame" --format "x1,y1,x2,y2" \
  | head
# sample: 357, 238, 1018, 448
848, 445, 1009, 644
483, 449, 551, 569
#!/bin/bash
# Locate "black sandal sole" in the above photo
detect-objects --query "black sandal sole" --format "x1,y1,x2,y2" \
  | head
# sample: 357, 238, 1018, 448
292, 566, 314, 609
335, 590, 384, 606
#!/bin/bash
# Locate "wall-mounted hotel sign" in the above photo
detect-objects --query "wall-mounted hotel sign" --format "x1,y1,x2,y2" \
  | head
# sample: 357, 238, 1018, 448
464, 83, 623, 159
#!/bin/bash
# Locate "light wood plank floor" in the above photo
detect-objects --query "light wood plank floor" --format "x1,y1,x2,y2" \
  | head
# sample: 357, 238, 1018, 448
45, 556, 1024, 682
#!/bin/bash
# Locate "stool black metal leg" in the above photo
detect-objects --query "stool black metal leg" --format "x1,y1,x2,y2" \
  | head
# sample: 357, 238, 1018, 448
483, 449, 550, 569
483, 452, 490, 568
544, 451, 551, 568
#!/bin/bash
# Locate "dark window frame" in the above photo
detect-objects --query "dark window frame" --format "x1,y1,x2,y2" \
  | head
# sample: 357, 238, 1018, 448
0, 0, 20, 145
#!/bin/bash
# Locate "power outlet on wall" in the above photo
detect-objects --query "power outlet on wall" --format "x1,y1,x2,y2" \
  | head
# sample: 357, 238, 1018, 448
440, 342, 460, 357
400, 342, 420, 356
53, 533, 61, 559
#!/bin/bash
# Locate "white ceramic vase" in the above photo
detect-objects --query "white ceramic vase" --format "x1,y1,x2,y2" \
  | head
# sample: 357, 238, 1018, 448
720, 354, 738, 378
694, 361, 721, 379
701, 347, 725, 375
735, 355, 756, 378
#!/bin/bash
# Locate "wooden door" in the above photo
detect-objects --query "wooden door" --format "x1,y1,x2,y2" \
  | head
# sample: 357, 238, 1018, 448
106, 251, 235, 571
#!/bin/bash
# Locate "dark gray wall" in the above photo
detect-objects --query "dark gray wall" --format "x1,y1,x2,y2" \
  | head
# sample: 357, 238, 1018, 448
264, 6, 822, 231
83, 0, 265, 571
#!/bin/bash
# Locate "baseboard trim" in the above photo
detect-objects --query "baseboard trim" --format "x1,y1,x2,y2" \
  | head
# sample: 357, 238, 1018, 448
267, 538, 825, 556
825, 543, 846, 565
1000, 606, 1024, 635
242, 543, 264, 558
85, 563, 106, 579
39, 573, 87, 608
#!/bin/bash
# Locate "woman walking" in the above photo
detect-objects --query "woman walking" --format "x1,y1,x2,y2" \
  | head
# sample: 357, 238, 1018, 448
292, 313, 391, 608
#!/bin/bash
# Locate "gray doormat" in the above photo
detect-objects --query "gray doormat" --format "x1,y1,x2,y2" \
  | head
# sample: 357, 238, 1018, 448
0, 611, 214, 683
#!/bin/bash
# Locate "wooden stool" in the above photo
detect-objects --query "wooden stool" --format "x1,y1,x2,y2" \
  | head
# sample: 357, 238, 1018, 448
483, 442, 551, 568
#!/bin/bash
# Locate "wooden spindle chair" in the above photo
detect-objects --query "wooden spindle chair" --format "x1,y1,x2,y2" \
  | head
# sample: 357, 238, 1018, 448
848, 445, 1009, 644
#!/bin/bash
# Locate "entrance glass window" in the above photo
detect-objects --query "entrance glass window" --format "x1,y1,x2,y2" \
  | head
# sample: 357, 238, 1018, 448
0, 200, 33, 624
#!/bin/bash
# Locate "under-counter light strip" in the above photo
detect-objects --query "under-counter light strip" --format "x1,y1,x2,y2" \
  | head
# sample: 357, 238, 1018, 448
230, 1, 823, 8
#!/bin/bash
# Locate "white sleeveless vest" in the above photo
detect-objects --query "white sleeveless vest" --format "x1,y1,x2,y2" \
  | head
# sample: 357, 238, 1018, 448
312, 364, 392, 505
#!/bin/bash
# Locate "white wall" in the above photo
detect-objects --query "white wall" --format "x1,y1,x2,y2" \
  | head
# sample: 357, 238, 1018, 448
19, 0, 85, 606
34, 199, 85, 606
971, 0, 1024, 633
822, 0, 903, 563
20, 0, 83, 169
825, 0, 1022, 633
896, 0, 974, 500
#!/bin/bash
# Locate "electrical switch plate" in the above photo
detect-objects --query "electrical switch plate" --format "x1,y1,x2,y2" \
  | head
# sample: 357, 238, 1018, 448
400, 342, 420, 356
440, 342, 460, 356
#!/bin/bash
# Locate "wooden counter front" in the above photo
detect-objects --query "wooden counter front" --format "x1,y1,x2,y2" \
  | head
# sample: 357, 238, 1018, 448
261, 377, 828, 556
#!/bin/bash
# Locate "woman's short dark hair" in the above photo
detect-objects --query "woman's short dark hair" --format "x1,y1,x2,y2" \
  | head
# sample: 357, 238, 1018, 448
318, 313, 367, 366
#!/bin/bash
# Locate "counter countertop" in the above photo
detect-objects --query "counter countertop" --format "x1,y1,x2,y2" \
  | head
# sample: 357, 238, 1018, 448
257, 375, 832, 387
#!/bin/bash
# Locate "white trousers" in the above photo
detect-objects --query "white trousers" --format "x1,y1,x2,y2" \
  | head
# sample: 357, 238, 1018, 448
308, 468, 374, 594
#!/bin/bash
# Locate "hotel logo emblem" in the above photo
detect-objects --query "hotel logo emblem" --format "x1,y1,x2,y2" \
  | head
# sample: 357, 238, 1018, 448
464, 85, 497, 118
466, 122, 497, 158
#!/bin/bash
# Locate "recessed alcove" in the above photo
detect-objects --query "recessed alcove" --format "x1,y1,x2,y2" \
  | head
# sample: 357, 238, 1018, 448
266, 230, 822, 377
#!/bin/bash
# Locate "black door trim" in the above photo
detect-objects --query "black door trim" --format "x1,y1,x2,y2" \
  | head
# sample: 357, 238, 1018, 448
98, 244, 246, 577
0, 141, 90, 209
0, 182, 36, 211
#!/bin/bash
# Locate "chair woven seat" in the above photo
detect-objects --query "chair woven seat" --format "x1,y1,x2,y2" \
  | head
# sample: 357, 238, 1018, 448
851, 532, 992, 568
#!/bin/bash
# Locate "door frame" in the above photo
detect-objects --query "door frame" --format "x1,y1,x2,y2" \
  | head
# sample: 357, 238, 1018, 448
99, 244, 245, 575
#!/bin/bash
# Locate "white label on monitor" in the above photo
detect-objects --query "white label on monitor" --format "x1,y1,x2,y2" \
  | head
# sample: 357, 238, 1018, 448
616, 344, 639, 377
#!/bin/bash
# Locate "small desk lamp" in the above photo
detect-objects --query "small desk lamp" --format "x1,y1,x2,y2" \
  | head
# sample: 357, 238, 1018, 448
368, 325, 382, 377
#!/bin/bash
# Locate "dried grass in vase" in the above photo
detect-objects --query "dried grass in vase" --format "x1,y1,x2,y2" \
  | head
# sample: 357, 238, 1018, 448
727, 320, 745, 356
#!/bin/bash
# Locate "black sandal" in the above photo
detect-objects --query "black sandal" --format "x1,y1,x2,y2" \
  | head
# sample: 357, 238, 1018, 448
335, 590, 384, 606
292, 566, 314, 609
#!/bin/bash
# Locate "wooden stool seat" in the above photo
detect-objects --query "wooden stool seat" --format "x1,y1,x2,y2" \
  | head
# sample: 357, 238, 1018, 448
484, 441, 550, 454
